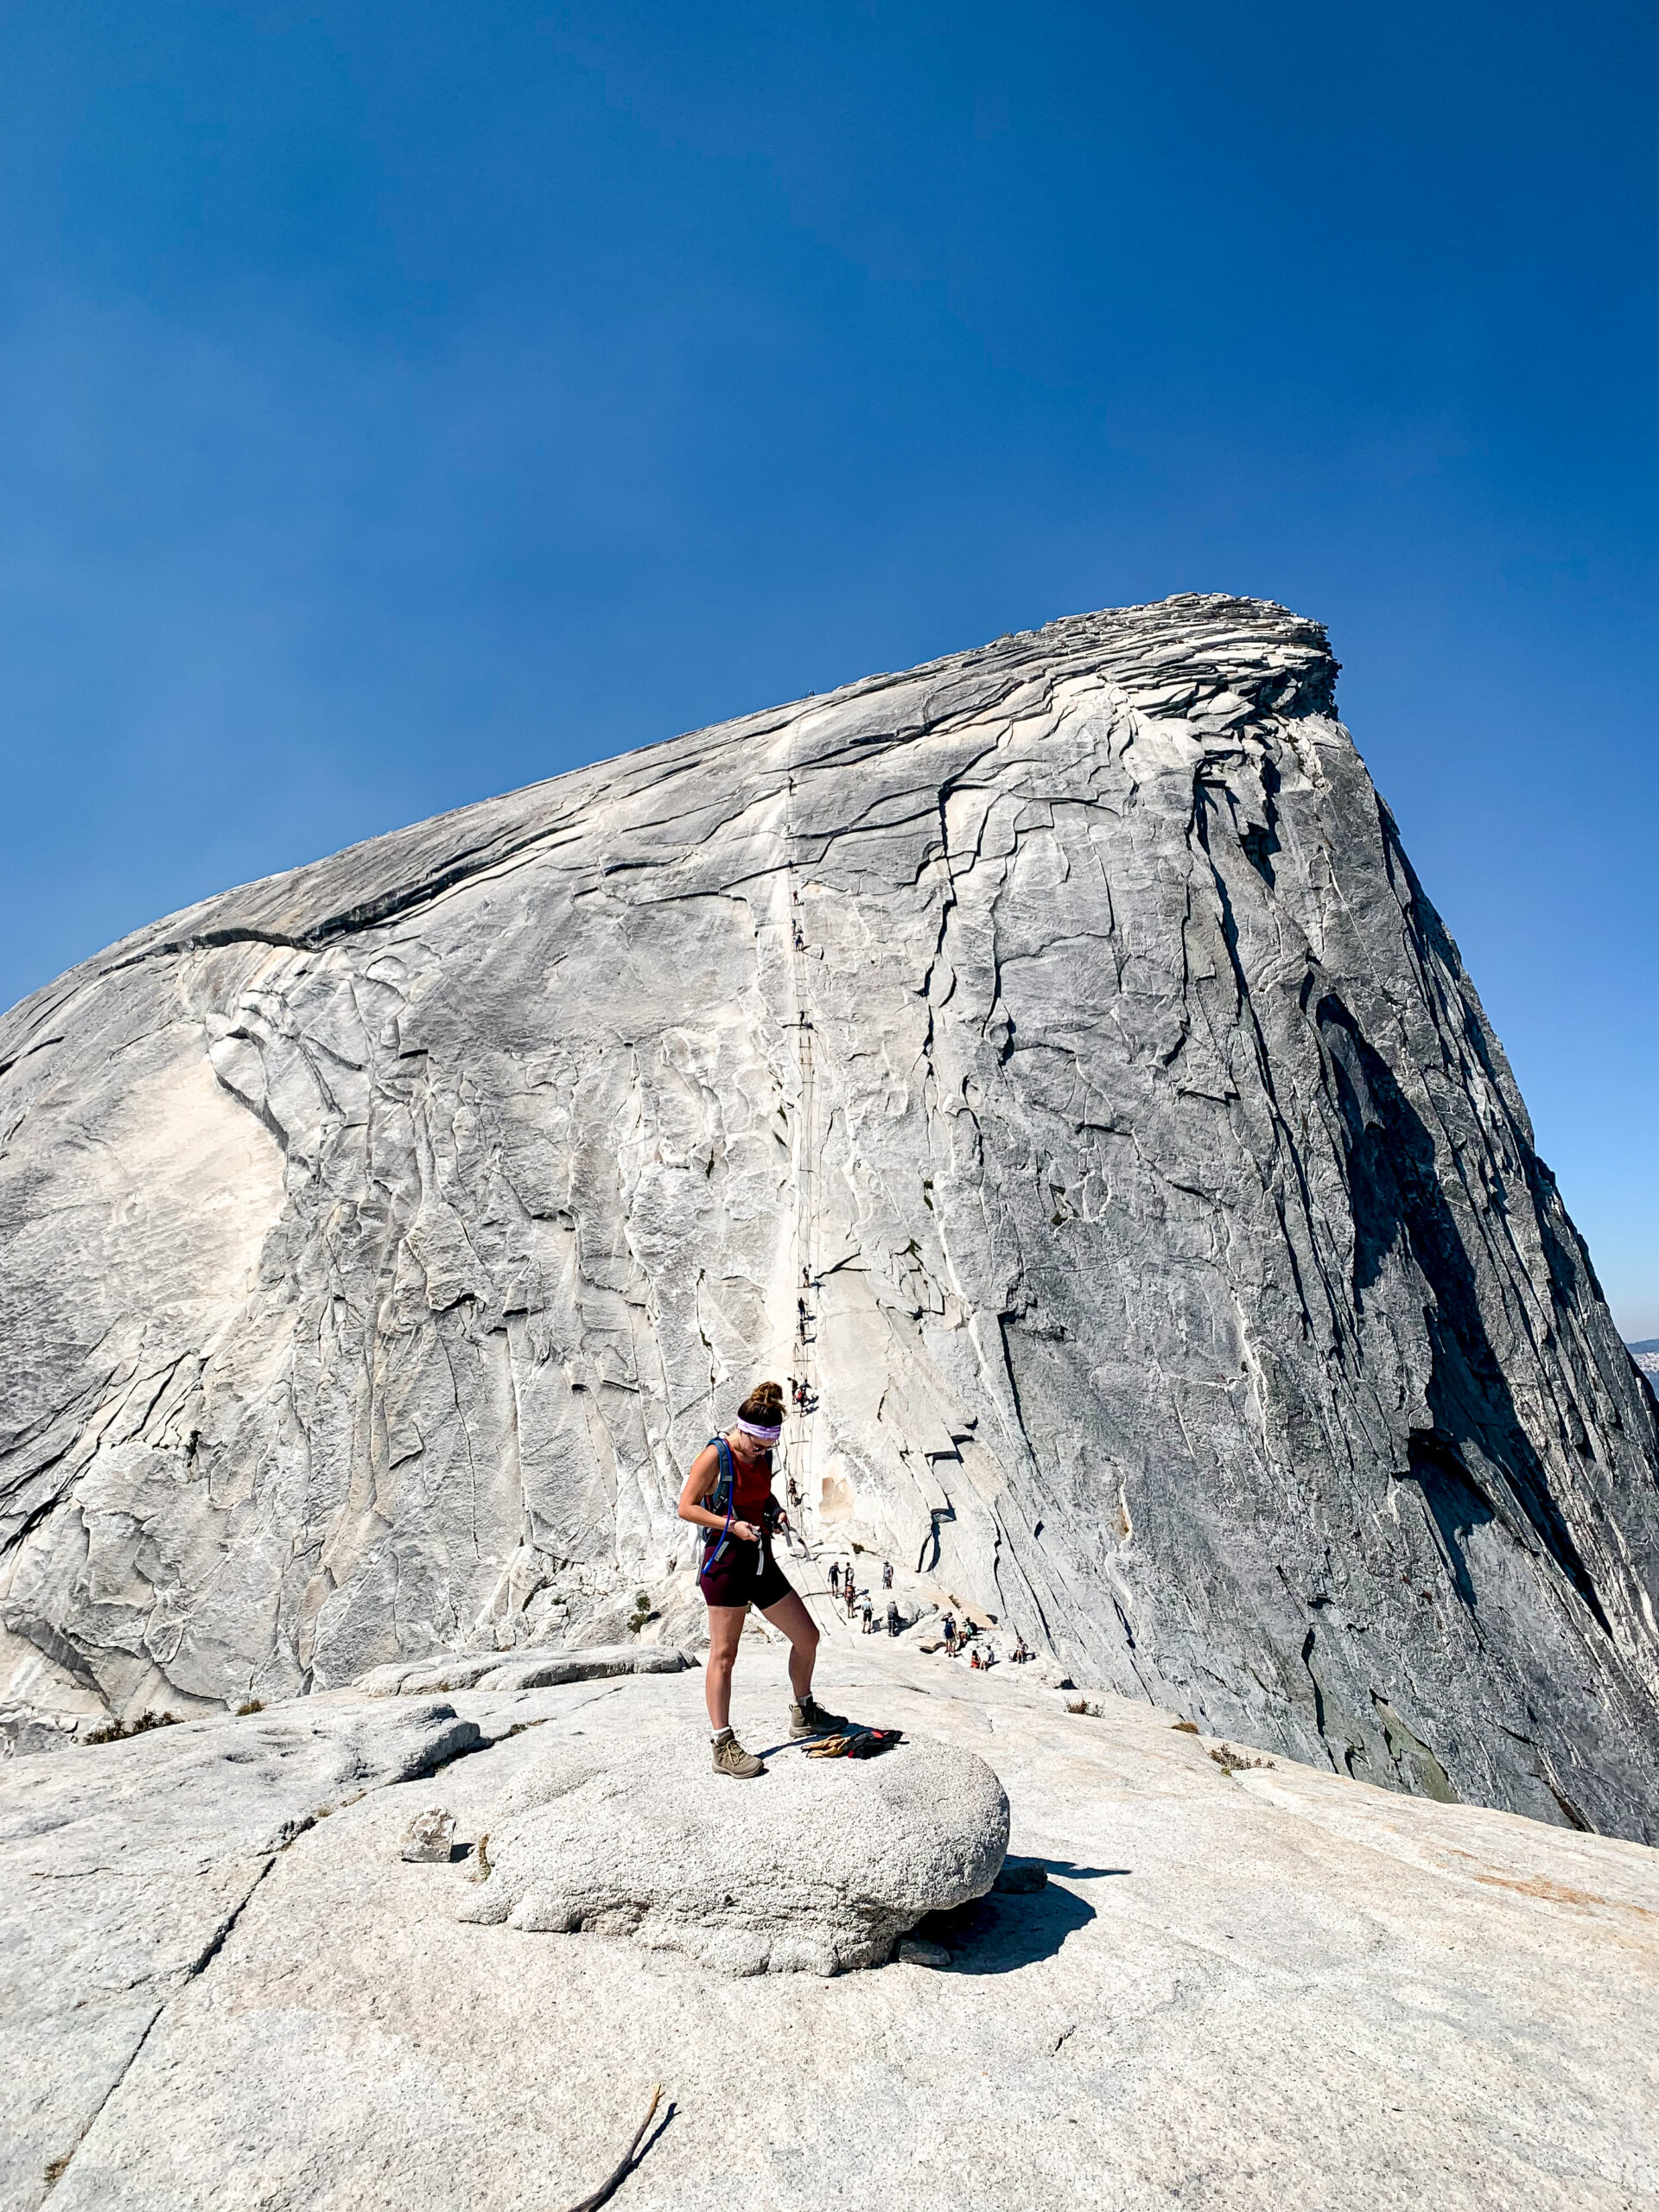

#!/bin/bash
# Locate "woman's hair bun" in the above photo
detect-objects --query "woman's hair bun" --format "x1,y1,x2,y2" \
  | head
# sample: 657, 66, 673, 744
738, 1379, 785, 1423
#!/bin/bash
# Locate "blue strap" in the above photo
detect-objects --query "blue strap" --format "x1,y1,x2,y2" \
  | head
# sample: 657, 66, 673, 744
698, 1436, 737, 1580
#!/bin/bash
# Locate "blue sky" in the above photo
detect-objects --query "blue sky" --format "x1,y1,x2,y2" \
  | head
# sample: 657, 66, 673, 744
3, 2, 1655, 1336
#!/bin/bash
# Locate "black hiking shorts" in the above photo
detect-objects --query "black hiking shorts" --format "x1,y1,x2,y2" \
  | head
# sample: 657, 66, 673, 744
700, 1530, 794, 1611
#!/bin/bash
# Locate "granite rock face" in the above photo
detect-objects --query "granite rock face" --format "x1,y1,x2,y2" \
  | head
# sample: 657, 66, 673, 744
10, 1649, 1659, 2212
2, 594, 1657, 1836
458, 1730, 1009, 1974
2, 1694, 485, 2207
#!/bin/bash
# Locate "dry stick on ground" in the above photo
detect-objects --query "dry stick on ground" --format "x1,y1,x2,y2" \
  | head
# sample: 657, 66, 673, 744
560, 2086, 664, 2212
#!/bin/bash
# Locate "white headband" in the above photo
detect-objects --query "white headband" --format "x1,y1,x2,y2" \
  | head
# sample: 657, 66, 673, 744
736, 1417, 783, 1442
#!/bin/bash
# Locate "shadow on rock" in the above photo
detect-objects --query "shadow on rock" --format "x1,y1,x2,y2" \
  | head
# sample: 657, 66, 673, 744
555, 2088, 675, 2212
914, 1879, 1097, 1974
1032, 1858, 1129, 1881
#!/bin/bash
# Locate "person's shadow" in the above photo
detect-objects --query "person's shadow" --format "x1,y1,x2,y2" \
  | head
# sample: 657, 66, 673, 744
753, 1714, 902, 1758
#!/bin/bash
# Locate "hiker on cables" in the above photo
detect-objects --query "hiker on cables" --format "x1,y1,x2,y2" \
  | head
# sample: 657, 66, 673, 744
678, 1379, 846, 1778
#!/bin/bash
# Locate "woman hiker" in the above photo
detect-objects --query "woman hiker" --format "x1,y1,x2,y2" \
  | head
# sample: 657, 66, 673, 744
678, 1379, 845, 1777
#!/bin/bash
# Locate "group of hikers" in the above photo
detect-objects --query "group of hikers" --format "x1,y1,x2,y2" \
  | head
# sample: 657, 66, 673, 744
936, 1612, 1032, 1668
677, 1376, 1033, 1778
826, 1555, 903, 1637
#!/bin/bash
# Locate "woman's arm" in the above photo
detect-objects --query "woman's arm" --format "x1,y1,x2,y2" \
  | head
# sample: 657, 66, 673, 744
677, 1445, 759, 1541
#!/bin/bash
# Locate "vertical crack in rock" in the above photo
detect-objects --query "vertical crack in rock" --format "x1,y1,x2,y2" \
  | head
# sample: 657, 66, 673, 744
10, 1700, 494, 2200
47, 1840, 284, 2194
3, 595, 1657, 1838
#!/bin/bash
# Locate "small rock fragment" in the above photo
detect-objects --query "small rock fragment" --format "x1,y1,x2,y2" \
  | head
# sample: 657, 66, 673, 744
897, 1939, 951, 1968
994, 1859, 1047, 1894
401, 1807, 456, 1863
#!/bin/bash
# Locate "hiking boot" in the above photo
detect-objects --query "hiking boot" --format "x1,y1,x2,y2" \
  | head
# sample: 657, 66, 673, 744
711, 1732, 764, 1779
788, 1695, 848, 1740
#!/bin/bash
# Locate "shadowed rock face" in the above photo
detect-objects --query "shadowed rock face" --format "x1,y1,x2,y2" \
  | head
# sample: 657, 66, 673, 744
2, 593, 1656, 1837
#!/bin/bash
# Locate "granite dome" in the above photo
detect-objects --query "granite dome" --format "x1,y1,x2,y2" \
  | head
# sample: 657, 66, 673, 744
3, 594, 1656, 1837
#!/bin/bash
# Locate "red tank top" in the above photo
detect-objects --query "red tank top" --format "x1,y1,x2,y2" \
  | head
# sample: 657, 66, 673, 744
716, 1439, 773, 1522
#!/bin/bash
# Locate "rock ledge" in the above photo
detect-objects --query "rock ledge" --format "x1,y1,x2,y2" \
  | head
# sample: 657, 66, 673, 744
355, 1643, 696, 1697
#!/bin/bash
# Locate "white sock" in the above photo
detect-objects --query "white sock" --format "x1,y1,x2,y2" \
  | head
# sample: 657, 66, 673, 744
712, 1726, 734, 1743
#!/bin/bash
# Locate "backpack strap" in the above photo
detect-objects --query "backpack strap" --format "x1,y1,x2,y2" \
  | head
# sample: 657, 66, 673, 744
697, 1435, 738, 1579
710, 1435, 736, 1513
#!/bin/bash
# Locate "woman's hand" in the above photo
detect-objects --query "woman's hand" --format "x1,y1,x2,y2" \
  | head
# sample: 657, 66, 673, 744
730, 1519, 760, 1544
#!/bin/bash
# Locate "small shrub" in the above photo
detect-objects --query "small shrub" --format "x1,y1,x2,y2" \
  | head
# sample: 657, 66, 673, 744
1065, 1698, 1104, 1719
627, 1591, 655, 1635
237, 1699, 264, 1716
82, 1710, 179, 1746
1172, 1719, 1199, 1735
1208, 1744, 1274, 1777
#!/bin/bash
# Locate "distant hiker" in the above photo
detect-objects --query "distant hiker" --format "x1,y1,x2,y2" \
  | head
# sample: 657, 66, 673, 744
942, 1613, 957, 1652
829, 1560, 841, 1594
861, 1602, 874, 1633
882, 1561, 893, 1590
679, 1379, 845, 1777
886, 1601, 900, 1637
786, 1477, 801, 1509
969, 1649, 982, 1670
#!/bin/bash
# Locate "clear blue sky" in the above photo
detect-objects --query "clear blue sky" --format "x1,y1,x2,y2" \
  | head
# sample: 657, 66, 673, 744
3, 3, 1655, 1337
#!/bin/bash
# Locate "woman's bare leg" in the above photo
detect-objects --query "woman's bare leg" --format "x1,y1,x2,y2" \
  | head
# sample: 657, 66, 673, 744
704, 1605, 747, 1731
760, 1590, 820, 1705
